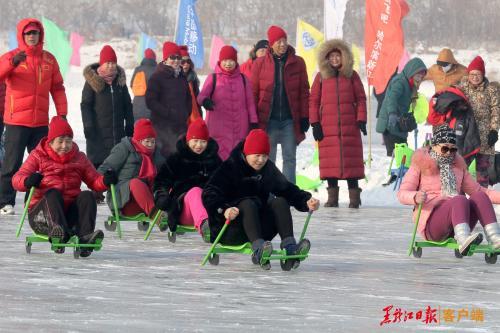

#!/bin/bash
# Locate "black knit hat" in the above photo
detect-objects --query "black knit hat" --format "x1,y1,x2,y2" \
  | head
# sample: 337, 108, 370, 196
431, 124, 456, 145
255, 39, 269, 50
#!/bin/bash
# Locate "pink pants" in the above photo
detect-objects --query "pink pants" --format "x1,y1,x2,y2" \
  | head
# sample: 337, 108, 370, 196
425, 191, 497, 241
121, 178, 155, 216
179, 187, 208, 233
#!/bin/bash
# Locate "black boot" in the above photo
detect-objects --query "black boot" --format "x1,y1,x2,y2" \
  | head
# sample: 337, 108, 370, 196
251, 239, 273, 270
281, 237, 311, 270
79, 230, 104, 258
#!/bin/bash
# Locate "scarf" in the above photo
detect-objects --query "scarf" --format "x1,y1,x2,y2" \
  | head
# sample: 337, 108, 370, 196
131, 138, 156, 186
97, 64, 118, 85
429, 149, 458, 197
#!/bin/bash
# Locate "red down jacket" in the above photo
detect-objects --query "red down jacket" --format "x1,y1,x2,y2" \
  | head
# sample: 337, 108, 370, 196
12, 138, 107, 209
0, 18, 67, 127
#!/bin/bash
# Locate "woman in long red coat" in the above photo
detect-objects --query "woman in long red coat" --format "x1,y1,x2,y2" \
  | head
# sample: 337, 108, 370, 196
309, 39, 367, 208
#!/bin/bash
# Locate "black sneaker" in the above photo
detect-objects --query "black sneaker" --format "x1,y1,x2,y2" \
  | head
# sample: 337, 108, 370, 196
251, 241, 273, 270
200, 219, 210, 243
282, 238, 311, 270
79, 230, 104, 258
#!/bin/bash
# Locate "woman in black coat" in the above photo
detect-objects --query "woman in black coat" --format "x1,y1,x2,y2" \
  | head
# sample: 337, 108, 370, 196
202, 129, 320, 270
146, 42, 192, 157
81, 45, 134, 168
154, 120, 222, 240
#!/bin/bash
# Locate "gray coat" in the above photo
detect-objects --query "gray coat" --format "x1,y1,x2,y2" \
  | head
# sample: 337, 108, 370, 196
98, 137, 164, 210
130, 58, 157, 120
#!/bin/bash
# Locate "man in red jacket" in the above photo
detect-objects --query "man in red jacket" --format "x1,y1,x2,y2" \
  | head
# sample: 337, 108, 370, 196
0, 18, 67, 215
251, 25, 310, 184
0, 80, 5, 162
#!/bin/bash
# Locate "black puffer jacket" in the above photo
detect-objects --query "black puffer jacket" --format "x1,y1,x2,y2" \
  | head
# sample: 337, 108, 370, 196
202, 141, 311, 242
81, 64, 134, 165
154, 136, 222, 229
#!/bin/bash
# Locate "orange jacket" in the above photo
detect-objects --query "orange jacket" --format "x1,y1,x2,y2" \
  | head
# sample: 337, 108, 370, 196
0, 18, 67, 127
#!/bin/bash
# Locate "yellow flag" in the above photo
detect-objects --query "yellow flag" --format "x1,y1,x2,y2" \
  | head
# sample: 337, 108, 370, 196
296, 19, 324, 83
352, 43, 361, 73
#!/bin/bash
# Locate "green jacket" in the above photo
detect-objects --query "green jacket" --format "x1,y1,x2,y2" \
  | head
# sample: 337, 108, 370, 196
98, 137, 164, 210
376, 58, 427, 139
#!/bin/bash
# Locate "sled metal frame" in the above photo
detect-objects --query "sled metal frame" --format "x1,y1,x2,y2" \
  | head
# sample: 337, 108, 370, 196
201, 212, 313, 269
144, 221, 197, 242
16, 187, 103, 258
408, 203, 499, 264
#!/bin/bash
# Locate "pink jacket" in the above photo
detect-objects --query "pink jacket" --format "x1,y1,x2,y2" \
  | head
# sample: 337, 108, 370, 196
398, 148, 500, 239
198, 64, 257, 160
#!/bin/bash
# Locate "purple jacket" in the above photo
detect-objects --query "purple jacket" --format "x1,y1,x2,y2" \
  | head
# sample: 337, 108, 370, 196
198, 65, 257, 160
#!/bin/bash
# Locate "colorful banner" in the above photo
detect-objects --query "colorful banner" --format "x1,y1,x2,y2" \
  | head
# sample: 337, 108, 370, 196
69, 32, 84, 66
208, 35, 225, 70
42, 17, 73, 78
324, 0, 348, 39
175, 0, 204, 68
296, 19, 324, 83
8, 30, 17, 50
137, 32, 157, 62
365, 0, 409, 94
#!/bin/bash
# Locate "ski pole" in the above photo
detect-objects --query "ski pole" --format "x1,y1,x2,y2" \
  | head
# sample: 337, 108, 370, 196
414, 127, 418, 151
201, 219, 230, 266
110, 184, 123, 239
387, 151, 395, 175
408, 202, 423, 256
144, 209, 163, 241
16, 186, 35, 238
299, 211, 313, 242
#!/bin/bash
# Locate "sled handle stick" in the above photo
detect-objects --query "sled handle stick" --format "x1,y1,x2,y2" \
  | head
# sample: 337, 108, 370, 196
299, 211, 313, 242
387, 151, 395, 176
144, 209, 163, 241
110, 184, 123, 239
407, 202, 423, 256
16, 186, 35, 238
201, 219, 231, 266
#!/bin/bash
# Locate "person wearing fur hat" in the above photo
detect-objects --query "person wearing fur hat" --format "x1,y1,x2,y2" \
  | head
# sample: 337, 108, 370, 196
240, 39, 268, 80
202, 129, 320, 270
198, 45, 258, 160
179, 45, 202, 124
0, 18, 68, 215
146, 41, 192, 157
309, 39, 367, 208
251, 25, 310, 184
98, 119, 164, 218
457, 55, 500, 187
154, 119, 222, 240
12, 117, 118, 257
398, 125, 500, 255
424, 48, 467, 93
130, 48, 157, 120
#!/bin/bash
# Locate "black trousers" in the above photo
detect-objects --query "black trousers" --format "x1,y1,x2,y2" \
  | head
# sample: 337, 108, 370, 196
221, 197, 294, 245
383, 131, 407, 157
327, 178, 359, 189
28, 189, 97, 238
0, 125, 48, 206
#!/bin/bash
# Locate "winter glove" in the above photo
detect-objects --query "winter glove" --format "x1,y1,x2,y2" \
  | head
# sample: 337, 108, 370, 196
103, 169, 118, 187
358, 121, 367, 136
488, 130, 498, 147
300, 118, 310, 133
24, 172, 43, 189
202, 98, 215, 111
83, 127, 96, 139
387, 113, 399, 132
311, 122, 324, 142
250, 123, 259, 130
12, 51, 26, 67
154, 190, 172, 211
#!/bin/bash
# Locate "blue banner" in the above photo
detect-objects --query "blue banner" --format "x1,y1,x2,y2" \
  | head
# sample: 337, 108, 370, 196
175, 0, 204, 68
138, 32, 158, 62
8, 30, 18, 50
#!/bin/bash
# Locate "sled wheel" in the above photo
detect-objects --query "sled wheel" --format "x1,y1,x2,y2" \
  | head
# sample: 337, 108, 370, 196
412, 247, 422, 258
104, 221, 117, 232
73, 248, 81, 259
168, 232, 176, 243
159, 223, 168, 232
25, 242, 32, 254
261, 261, 271, 270
137, 221, 149, 231
454, 249, 463, 259
208, 253, 219, 265
280, 260, 292, 271
485, 253, 497, 264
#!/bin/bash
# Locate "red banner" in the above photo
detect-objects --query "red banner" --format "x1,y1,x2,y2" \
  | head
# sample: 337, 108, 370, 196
365, 0, 409, 94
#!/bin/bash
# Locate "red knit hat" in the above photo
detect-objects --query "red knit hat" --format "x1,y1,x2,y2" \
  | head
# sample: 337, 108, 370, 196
186, 119, 209, 141
47, 116, 73, 142
162, 41, 180, 61
243, 129, 270, 155
99, 45, 117, 65
144, 48, 156, 60
133, 119, 157, 141
267, 25, 287, 47
219, 45, 237, 62
467, 55, 485, 75
179, 45, 190, 58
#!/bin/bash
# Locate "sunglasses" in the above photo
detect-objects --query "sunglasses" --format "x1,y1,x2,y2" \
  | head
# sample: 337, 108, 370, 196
23, 30, 40, 36
440, 146, 458, 154
181, 59, 191, 65
168, 55, 181, 60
